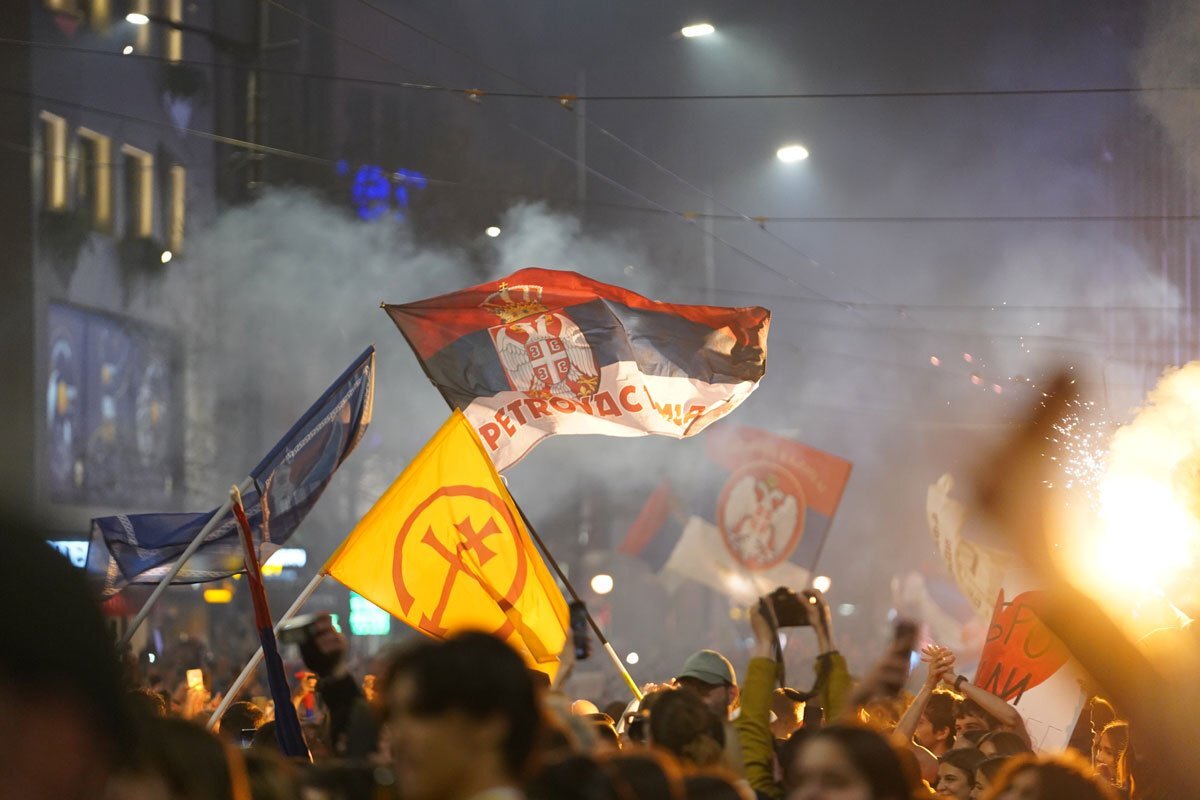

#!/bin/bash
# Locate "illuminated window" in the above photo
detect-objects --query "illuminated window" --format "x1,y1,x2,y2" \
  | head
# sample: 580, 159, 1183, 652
39, 111, 68, 211
121, 144, 154, 238
43, 0, 82, 13
164, 0, 182, 62
88, 0, 110, 29
168, 165, 185, 252
76, 128, 112, 231
131, 0, 150, 53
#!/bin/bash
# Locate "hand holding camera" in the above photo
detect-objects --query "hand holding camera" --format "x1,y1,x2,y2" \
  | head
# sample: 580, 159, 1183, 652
278, 613, 348, 680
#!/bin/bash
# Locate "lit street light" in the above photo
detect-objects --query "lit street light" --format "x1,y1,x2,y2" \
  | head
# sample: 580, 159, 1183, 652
590, 573, 614, 594
681, 23, 715, 38
776, 143, 810, 163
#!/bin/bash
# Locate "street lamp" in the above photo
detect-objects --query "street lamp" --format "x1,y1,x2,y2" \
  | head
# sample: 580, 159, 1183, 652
776, 143, 810, 163
681, 22, 715, 38
590, 573, 614, 594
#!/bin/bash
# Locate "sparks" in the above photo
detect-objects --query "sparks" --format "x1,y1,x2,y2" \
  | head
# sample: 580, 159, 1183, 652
1044, 399, 1109, 504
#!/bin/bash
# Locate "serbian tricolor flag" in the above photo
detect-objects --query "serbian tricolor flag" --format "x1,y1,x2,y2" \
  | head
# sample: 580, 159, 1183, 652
383, 269, 769, 471
230, 487, 309, 760
620, 425, 851, 603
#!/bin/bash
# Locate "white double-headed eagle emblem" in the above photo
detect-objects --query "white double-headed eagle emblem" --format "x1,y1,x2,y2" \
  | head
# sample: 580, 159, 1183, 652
719, 471, 803, 569
492, 311, 599, 399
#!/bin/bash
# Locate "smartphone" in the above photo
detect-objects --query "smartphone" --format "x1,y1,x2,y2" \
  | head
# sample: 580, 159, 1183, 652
186, 668, 204, 691
239, 728, 257, 748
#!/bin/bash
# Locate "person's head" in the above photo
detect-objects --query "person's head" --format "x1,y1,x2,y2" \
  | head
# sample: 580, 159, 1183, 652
771, 688, 808, 739
675, 650, 739, 718
600, 750, 686, 800
126, 686, 169, 719
1094, 720, 1129, 787
382, 631, 542, 800
648, 687, 726, 768
684, 772, 744, 800
952, 729, 988, 750
242, 748, 302, 800
0, 513, 130, 800
527, 755, 613, 800
955, 699, 998, 737
984, 751, 1117, 800
937, 747, 985, 799
1087, 698, 1116, 743
916, 689, 959, 754
250, 721, 280, 752
977, 731, 1031, 758
972, 756, 1009, 800
218, 700, 265, 744
587, 713, 621, 752
625, 687, 674, 747
111, 716, 242, 800
787, 724, 914, 800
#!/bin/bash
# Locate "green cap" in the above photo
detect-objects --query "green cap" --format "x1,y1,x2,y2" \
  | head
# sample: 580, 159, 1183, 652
676, 649, 736, 687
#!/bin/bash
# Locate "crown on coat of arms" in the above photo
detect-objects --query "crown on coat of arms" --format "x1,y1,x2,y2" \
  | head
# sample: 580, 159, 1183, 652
481, 282, 547, 323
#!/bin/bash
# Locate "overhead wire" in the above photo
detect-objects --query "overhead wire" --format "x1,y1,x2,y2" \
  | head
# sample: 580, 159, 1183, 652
346, 0, 871, 305
7, 37, 1197, 227
265, 0, 837, 302
13, 20, 1188, 391
4, 31, 1198, 102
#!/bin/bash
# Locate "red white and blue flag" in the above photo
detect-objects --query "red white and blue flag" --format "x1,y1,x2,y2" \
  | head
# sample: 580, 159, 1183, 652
620, 425, 852, 602
384, 269, 770, 470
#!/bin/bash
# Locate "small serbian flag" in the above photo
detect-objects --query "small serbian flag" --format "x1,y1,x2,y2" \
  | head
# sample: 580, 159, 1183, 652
384, 269, 770, 470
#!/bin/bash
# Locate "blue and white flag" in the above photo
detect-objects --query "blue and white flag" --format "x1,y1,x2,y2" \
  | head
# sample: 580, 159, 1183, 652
89, 347, 375, 596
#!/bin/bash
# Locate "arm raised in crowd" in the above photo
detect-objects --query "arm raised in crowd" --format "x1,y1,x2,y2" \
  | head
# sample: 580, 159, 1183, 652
804, 590, 852, 721
734, 601, 783, 799
300, 615, 380, 759
894, 645, 955, 744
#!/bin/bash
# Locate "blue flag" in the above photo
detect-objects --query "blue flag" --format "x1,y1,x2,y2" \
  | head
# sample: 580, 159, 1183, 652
89, 347, 375, 596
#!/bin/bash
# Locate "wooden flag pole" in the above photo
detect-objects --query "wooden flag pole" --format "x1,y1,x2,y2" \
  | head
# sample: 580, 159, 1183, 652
511, 500, 643, 702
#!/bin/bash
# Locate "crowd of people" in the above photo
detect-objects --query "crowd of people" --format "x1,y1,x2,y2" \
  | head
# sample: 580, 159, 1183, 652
6, 501, 1157, 800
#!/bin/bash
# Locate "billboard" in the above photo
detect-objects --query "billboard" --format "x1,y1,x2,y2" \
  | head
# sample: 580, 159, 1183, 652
45, 302, 181, 507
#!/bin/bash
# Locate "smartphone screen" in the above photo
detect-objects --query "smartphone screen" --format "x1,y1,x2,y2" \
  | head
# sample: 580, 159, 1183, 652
186, 668, 204, 691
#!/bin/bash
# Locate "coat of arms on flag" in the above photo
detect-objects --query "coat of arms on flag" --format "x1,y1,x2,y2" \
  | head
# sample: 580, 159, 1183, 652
384, 269, 770, 470
621, 425, 852, 603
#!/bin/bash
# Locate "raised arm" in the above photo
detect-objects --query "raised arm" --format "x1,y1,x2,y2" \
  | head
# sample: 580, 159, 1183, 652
894, 645, 955, 743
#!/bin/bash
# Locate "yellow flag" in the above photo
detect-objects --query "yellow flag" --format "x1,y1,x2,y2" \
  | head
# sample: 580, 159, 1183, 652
324, 411, 568, 674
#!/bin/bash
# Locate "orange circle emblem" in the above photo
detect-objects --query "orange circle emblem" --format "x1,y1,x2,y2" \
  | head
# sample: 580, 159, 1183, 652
391, 485, 528, 639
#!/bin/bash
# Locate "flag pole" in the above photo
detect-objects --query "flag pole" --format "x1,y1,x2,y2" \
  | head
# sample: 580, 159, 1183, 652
206, 570, 327, 731
121, 477, 255, 645
512, 500, 643, 702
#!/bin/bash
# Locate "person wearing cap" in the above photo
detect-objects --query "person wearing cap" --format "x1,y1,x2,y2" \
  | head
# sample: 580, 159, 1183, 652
675, 649, 740, 720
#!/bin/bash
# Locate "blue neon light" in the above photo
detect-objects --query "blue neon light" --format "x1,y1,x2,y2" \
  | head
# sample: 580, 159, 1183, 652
346, 163, 428, 221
